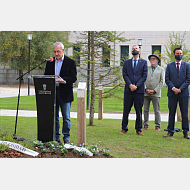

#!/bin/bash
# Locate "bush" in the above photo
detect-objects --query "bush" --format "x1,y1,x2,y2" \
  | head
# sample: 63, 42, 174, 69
19, 141, 34, 150
0, 134, 16, 142
0, 131, 34, 150
0, 144, 9, 153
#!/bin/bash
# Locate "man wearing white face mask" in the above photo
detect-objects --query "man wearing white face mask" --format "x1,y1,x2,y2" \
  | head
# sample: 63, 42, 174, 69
142, 54, 165, 131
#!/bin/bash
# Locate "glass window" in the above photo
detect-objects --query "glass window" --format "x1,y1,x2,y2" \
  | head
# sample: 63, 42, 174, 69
120, 45, 129, 66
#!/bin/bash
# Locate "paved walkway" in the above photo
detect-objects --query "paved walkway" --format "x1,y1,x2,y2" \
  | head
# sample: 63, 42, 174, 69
0, 86, 175, 121
0, 86, 36, 98
0, 109, 173, 121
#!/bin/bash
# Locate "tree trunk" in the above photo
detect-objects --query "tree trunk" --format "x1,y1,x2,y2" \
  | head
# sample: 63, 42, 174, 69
89, 31, 95, 126
19, 69, 24, 84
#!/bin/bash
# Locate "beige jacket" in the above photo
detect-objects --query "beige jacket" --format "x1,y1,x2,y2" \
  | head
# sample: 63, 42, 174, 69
145, 65, 165, 97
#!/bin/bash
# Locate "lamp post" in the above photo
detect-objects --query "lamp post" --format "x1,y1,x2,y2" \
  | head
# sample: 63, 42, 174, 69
27, 33, 32, 96
138, 39, 142, 58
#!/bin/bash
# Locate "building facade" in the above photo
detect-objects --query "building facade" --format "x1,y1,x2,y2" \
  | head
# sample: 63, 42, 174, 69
1, 31, 190, 85
67, 31, 190, 68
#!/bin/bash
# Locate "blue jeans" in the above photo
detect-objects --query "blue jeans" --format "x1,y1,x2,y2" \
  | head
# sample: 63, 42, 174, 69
55, 89, 71, 141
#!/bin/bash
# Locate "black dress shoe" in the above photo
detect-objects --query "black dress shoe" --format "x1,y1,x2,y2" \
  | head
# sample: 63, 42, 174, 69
184, 134, 190, 139
163, 133, 173, 138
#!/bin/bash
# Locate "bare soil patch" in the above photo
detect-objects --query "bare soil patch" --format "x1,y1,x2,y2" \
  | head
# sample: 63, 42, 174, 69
0, 148, 114, 158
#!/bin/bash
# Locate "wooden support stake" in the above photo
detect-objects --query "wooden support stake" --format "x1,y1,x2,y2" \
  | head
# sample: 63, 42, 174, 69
177, 96, 190, 122
98, 84, 103, 120
77, 82, 86, 145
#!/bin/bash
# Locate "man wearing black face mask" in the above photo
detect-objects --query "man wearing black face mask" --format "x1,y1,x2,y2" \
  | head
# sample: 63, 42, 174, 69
119, 45, 148, 135
164, 47, 190, 139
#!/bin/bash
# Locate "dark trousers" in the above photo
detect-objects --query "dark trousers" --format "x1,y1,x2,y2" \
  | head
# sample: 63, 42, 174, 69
168, 95, 189, 135
122, 92, 144, 132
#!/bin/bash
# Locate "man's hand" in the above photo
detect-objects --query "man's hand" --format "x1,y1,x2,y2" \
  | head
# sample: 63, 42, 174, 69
145, 89, 155, 95
129, 84, 137, 92
56, 78, 64, 82
172, 87, 181, 95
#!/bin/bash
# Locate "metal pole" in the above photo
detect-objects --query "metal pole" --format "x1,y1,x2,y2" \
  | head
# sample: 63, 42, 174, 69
13, 77, 22, 140
28, 40, 30, 96
114, 31, 116, 66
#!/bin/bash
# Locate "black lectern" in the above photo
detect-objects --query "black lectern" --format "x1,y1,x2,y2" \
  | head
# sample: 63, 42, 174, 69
33, 75, 56, 142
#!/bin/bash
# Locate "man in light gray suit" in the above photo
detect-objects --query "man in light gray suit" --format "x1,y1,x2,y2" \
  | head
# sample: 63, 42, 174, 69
142, 54, 165, 131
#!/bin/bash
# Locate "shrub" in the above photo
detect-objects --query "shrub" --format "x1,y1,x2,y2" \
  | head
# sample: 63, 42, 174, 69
0, 144, 9, 153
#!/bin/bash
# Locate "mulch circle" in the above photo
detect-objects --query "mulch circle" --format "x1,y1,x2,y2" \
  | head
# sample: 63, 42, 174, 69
0, 148, 114, 158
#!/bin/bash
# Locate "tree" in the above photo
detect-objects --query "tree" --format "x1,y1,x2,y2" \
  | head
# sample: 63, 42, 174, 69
164, 31, 190, 64
0, 31, 70, 80
72, 31, 133, 126
0, 31, 30, 76
89, 31, 95, 126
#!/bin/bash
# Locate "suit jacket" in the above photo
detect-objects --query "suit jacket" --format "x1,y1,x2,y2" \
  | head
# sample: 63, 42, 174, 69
145, 65, 165, 97
165, 61, 190, 97
123, 58, 148, 94
44, 56, 77, 103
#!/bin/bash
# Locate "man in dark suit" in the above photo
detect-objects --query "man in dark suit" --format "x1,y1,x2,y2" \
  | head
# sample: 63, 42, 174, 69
119, 45, 148, 135
164, 47, 190, 139
44, 42, 77, 143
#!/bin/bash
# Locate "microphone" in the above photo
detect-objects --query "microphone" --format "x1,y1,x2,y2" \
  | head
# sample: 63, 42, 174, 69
45, 57, 54, 62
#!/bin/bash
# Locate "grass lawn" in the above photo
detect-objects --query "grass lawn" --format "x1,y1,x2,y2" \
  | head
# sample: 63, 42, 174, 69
0, 87, 169, 113
1, 87, 190, 158
1, 116, 189, 158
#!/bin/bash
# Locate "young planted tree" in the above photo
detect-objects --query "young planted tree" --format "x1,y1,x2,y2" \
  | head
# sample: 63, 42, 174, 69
89, 31, 95, 125
72, 31, 133, 125
164, 31, 190, 64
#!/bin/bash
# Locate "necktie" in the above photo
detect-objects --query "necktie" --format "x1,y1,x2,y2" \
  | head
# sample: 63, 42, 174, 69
134, 59, 137, 72
177, 62, 180, 75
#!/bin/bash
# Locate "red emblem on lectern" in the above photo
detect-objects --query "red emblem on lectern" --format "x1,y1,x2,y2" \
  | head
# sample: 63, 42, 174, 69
43, 84, 47, 91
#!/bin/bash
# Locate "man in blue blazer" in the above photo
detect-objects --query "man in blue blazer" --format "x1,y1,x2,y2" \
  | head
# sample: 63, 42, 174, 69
165, 47, 190, 139
119, 45, 148, 135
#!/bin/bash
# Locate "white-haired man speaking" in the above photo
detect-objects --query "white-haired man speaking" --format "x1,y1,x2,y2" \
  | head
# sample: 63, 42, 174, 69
44, 42, 77, 144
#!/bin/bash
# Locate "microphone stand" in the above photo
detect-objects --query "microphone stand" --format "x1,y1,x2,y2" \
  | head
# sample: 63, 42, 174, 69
13, 59, 49, 142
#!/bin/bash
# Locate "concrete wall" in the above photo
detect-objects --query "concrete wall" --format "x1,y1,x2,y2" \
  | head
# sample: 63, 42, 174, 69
0, 66, 122, 86
0, 67, 44, 85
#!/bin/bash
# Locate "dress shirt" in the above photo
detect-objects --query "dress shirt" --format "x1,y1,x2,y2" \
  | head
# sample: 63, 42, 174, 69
172, 60, 182, 90
175, 60, 182, 70
55, 55, 64, 87
55, 55, 64, 76
132, 57, 139, 68
129, 57, 140, 87
152, 64, 158, 73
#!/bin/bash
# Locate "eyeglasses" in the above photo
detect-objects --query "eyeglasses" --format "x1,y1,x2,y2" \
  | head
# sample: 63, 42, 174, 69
53, 50, 62, 54
150, 58, 156, 60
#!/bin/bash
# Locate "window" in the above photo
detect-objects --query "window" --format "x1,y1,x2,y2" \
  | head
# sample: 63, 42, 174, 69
120, 46, 129, 66
102, 46, 110, 67
73, 46, 80, 66
152, 45, 161, 65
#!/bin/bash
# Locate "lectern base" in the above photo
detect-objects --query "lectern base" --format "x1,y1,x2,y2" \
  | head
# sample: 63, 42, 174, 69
33, 76, 56, 142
